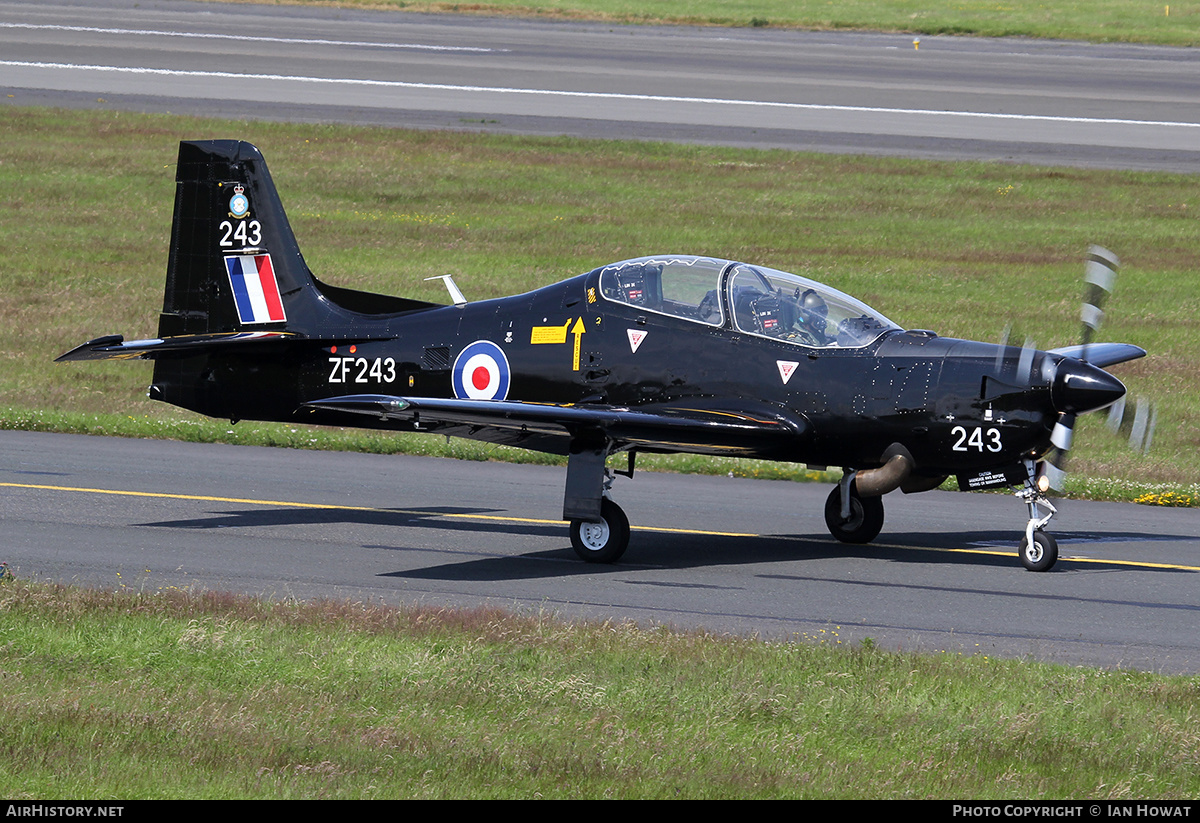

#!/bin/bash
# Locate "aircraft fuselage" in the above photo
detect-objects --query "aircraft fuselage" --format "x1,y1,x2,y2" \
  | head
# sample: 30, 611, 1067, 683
150, 267, 1063, 482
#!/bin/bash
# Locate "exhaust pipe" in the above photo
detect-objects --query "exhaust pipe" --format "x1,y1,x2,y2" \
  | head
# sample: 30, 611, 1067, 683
853, 448, 914, 497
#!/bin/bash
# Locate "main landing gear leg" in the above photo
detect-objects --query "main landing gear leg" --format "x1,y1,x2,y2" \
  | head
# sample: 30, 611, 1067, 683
1014, 459, 1059, 572
563, 444, 630, 564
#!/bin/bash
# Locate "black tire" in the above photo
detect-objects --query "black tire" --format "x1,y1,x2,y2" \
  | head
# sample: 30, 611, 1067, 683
824, 485, 885, 544
570, 498, 630, 563
1019, 531, 1058, 572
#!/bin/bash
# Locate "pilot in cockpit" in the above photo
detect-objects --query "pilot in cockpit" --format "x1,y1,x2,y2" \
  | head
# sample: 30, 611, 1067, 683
754, 287, 832, 346
791, 288, 830, 345
736, 284, 831, 346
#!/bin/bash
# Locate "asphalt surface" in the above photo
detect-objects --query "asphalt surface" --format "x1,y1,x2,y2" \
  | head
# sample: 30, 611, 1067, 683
4, 2, 1199, 673
4, 431, 1200, 673
3, 0, 1200, 171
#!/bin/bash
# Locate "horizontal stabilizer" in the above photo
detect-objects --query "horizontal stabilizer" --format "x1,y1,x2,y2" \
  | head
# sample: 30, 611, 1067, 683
55, 331, 301, 362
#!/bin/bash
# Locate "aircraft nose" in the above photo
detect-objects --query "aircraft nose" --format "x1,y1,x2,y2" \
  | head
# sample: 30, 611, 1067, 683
1051, 357, 1127, 415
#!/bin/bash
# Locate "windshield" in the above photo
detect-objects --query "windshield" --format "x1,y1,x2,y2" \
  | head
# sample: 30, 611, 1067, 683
727, 264, 899, 348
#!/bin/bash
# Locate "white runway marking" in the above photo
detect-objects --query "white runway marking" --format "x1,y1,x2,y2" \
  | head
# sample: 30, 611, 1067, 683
5, 60, 1199, 131
0, 22, 502, 52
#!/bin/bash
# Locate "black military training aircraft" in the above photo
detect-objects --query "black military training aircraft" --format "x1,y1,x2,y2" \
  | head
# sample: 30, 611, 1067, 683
58, 140, 1152, 572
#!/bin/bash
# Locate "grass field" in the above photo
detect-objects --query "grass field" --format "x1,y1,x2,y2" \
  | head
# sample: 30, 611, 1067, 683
4, 579, 1200, 799
2, 106, 1195, 502
221, 0, 1200, 46
3, 6, 1200, 801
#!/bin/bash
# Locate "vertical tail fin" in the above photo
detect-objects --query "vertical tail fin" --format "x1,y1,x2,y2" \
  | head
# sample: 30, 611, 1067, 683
61, 140, 445, 421
158, 140, 316, 337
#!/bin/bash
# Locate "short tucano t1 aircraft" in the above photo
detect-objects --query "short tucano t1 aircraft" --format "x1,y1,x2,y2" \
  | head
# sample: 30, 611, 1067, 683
58, 140, 1154, 572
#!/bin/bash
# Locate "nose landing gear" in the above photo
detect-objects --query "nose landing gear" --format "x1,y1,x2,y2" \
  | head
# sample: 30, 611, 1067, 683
1014, 459, 1060, 572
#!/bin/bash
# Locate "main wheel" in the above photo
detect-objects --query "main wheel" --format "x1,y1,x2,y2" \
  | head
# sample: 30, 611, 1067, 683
570, 498, 630, 563
824, 485, 885, 544
1018, 531, 1058, 572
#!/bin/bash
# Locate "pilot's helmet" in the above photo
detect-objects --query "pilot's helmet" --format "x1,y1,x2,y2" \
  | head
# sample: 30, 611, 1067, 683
798, 289, 828, 334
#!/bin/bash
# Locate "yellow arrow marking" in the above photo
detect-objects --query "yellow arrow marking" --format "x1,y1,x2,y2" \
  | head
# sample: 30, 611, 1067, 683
570, 317, 585, 371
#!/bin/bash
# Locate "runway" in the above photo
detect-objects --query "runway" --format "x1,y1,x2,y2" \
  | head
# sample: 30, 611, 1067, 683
4, 431, 1200, 673
3, 0, 1200, 171
4, 2, 1200, 673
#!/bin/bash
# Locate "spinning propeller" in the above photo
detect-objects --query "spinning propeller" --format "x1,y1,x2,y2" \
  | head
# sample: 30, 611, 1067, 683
1035, 245, 1154, 491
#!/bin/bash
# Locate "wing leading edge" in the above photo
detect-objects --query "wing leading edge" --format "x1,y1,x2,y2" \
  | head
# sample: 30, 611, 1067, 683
303, 394, 808, 457
1046, 342, 1146, 368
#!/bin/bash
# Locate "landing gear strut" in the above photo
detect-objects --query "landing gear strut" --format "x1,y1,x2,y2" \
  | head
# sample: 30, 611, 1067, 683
1014, 459, 1060, 572
564, 443, 632, 564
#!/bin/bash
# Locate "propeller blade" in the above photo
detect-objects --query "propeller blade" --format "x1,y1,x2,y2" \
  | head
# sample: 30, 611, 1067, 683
1105, 395, 1126, 434
1081, 244, 1118, 360
1017, 335, 1037, 385
1108, 395, 1157, 454
995, 322, 1012, 374
994, 323, 1037, 386
1131, 400, 1156, 454
1040, 412, 1076, 491
1038, 459, 1068, 493
1051, 413, 1076, 454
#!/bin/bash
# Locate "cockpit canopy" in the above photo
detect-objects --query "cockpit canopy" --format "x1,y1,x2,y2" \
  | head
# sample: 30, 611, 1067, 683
596, 255, 901, 349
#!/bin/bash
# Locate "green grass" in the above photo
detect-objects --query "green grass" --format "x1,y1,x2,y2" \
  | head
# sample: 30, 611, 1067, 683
225, 0, 1200, 46
3, 9, 1196, 802
1, 106, 1195, 503
3, 579, 1200, 799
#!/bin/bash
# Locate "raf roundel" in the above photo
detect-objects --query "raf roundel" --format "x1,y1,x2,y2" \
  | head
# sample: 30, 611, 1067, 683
452, 340, 511, 400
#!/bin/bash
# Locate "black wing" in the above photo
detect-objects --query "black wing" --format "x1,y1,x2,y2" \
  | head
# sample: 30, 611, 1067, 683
303, 394, 808, 458
1047, 342, 1145, 368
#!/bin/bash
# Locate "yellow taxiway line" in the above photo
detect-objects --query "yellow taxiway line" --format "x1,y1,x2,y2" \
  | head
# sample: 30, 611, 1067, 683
4, 481, 1198, 572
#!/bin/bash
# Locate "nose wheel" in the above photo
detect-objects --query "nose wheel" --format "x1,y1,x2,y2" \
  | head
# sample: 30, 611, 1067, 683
1019, 530, 1059, 572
